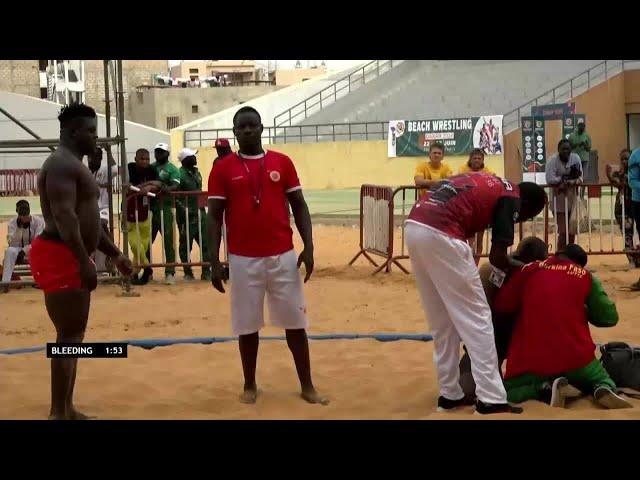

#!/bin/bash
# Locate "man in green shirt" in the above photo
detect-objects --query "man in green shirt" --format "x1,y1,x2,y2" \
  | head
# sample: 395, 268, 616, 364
568, 119, 592, 175
149, 142, 180, 285
176, 148, 210, 281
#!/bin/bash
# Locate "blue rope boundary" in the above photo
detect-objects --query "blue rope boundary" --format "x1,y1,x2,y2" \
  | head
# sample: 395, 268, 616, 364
0, 333, 433, 356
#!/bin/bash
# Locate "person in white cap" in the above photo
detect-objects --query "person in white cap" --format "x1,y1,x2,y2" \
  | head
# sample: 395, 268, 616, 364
149, 142, 180, 285
176, 148, 210, 281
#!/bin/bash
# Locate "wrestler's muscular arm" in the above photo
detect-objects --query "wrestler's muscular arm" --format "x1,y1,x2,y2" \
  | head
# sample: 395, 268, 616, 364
97, 228, 133, 277
46, 161, 97, 291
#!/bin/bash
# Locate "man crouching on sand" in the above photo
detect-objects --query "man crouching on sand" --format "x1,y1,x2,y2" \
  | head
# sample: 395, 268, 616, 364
494, 244, 632, 409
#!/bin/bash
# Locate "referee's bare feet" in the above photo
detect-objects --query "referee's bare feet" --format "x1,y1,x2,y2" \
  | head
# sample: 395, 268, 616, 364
301, 388, 330, 406
239, 387, 258, 404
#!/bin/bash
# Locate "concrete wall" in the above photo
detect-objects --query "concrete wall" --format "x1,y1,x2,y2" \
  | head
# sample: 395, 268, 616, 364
83, 60, 170, 119
276, 67, 327, 86
170, 140, 504, 191
0, 60, 40, 97
504, 71, 631, 183
625, 70, 640, 114
130, 85, 282, 130
174, 64, 362, 132
170, 61, 207, 79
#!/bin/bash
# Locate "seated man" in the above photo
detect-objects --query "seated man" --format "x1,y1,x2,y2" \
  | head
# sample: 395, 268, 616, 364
2, 200, 45, 292
494, 244, 632, 409
459, 236, 549, 397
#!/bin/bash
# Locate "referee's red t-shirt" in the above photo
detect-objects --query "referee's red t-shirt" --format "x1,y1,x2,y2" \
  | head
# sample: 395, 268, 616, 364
207, 150, 301, 257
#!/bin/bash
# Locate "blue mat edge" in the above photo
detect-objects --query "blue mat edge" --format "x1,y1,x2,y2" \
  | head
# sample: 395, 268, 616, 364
0, 333, 433, 355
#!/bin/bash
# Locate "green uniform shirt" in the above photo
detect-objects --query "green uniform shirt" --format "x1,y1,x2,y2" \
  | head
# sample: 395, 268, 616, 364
586, 275, 618, 328
177, 166, 203, 221
568, 130, 592, 164
151, 161, 181, 209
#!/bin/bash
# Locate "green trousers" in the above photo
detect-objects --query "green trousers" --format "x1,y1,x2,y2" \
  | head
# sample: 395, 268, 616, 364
178, 212, 210, 276
505, 358, 616, 404
150, 205, 176, 275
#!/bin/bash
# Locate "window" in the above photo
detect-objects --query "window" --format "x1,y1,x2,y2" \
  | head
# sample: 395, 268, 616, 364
189, 68, 199, 74
192, 105, 199, 114
40, 87, 47, 99
166, 116, 180, 130
38, 60, 47, 71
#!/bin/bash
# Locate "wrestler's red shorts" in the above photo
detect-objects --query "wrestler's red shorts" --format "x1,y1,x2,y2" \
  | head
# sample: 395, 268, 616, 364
29, 236, 87, 293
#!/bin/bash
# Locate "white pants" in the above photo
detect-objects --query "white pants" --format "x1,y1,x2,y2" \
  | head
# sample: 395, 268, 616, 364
405, 221, 507, 405
2, 246, 27, 283
229, 249, 308, 336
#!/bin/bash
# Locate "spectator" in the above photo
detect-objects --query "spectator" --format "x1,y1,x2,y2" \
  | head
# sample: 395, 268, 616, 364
568, 119, 592, 177
176, 148, 210, 281
457, 148, 494, 175
2, 200, 44, 292
88, 147, 117, 273
413, 142, 453, 197
629, 147, 640, 290
149, 142, 180, 285
494, 244, 632, 409
213, 138, 233, 167
606, 148, 639, 268
546, 139, 583, 251
126, 149, 162, 285
458, 148, 495, 260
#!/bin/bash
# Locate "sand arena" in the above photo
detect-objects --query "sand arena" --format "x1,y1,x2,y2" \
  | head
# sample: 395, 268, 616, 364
1, 220, 639, 420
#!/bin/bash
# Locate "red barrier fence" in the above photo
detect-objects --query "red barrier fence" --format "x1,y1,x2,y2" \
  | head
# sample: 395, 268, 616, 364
0, 169, 39, 196
0, 169, 122, 197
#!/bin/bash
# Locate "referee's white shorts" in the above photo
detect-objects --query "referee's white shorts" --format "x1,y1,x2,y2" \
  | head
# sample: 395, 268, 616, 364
229, 249, 308, 336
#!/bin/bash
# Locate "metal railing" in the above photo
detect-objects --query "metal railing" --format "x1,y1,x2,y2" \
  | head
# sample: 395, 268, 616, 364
350, 182, 639, 275
503, 60, 640, 133
126, 190, 228, 270
272, 60, 401, 131
0, 168, 122, 196
184, 121, 389, 148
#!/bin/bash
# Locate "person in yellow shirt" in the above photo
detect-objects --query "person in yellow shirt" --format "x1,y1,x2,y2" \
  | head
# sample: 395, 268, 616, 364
458, 149, 496, 262
414, 142, 452, 197
458, 148, 495, 175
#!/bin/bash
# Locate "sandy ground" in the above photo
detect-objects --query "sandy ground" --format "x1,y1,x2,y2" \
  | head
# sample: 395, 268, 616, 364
1, 221, 640, 420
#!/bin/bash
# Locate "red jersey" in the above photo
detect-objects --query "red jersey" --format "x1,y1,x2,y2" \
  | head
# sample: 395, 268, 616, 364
494, 257, 597, 379
208, 150, 301, 257
406, 173, 520, 243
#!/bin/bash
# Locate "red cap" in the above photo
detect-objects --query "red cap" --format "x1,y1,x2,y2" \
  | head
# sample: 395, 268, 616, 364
215, 138, 230, 148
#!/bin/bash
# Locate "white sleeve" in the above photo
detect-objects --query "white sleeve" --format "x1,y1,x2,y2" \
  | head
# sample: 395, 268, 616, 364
33, 216, 45, 237
7, 218, 17, 245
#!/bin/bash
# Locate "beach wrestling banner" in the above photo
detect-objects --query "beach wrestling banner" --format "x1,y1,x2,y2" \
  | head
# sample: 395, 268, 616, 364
387, 115, 503, 158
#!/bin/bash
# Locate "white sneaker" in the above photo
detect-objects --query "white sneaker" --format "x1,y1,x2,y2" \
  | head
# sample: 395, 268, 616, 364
594, 386, 633, 409
165, 274, 176, 285
549, 377, 582, 408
